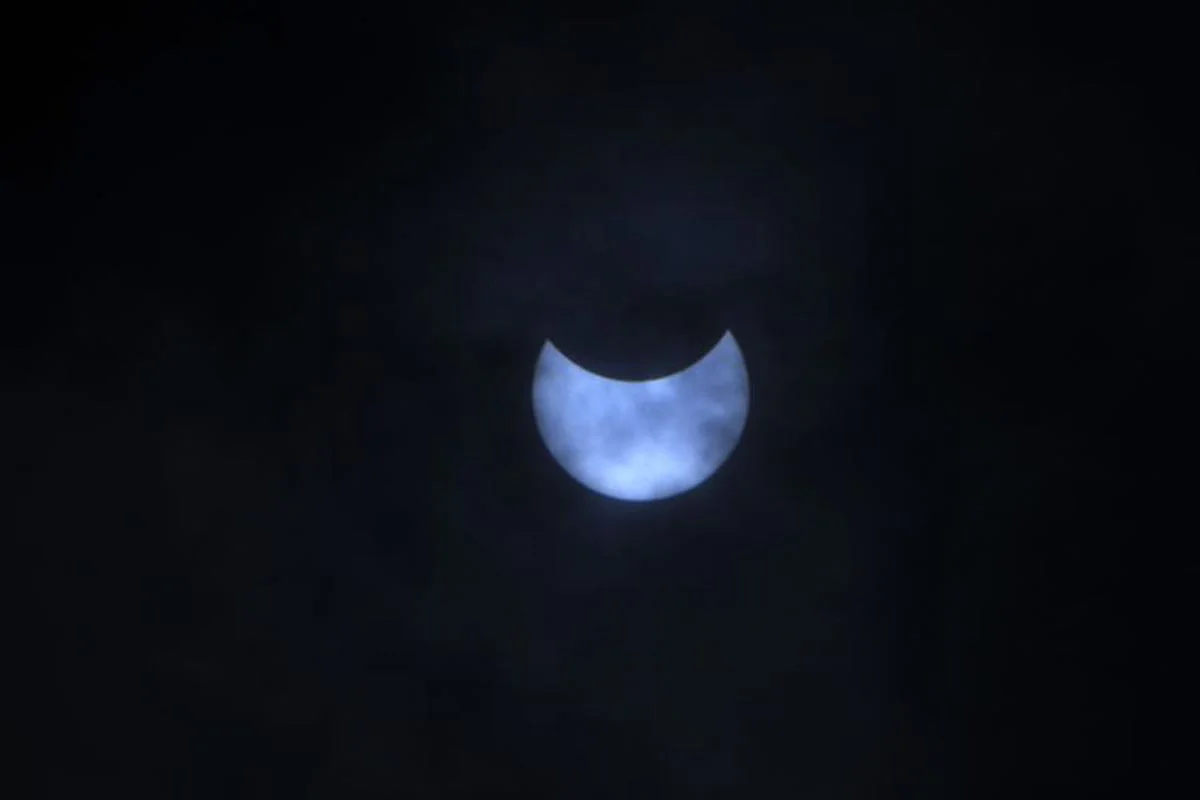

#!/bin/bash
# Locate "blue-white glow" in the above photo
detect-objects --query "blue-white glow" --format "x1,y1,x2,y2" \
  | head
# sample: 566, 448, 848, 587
532, 331, 750, 501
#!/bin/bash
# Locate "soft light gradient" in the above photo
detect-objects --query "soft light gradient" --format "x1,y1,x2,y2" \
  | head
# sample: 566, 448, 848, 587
532, 331, 750, 501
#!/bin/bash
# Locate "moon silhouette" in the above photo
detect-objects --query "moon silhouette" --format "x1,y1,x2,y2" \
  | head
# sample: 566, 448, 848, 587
532, 331, 750, 501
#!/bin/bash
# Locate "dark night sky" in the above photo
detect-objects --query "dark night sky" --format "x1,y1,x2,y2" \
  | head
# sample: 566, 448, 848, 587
5, 2, 1186, 797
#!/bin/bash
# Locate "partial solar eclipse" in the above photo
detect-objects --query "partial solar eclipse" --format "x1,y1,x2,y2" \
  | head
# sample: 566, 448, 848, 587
532, 331, 749, 501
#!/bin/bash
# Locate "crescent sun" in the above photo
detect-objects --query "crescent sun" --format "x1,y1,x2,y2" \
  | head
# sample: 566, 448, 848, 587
531, 330, 750, 502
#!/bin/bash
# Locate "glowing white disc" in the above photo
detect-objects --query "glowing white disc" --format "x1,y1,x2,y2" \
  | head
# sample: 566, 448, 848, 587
532, 331, 749, 501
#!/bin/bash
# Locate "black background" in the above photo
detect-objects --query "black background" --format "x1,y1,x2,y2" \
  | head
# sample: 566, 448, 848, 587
5, 2, 1187, 797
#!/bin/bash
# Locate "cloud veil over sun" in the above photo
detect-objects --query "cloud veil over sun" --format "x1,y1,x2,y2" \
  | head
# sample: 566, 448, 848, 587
532, 331, 750, 501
